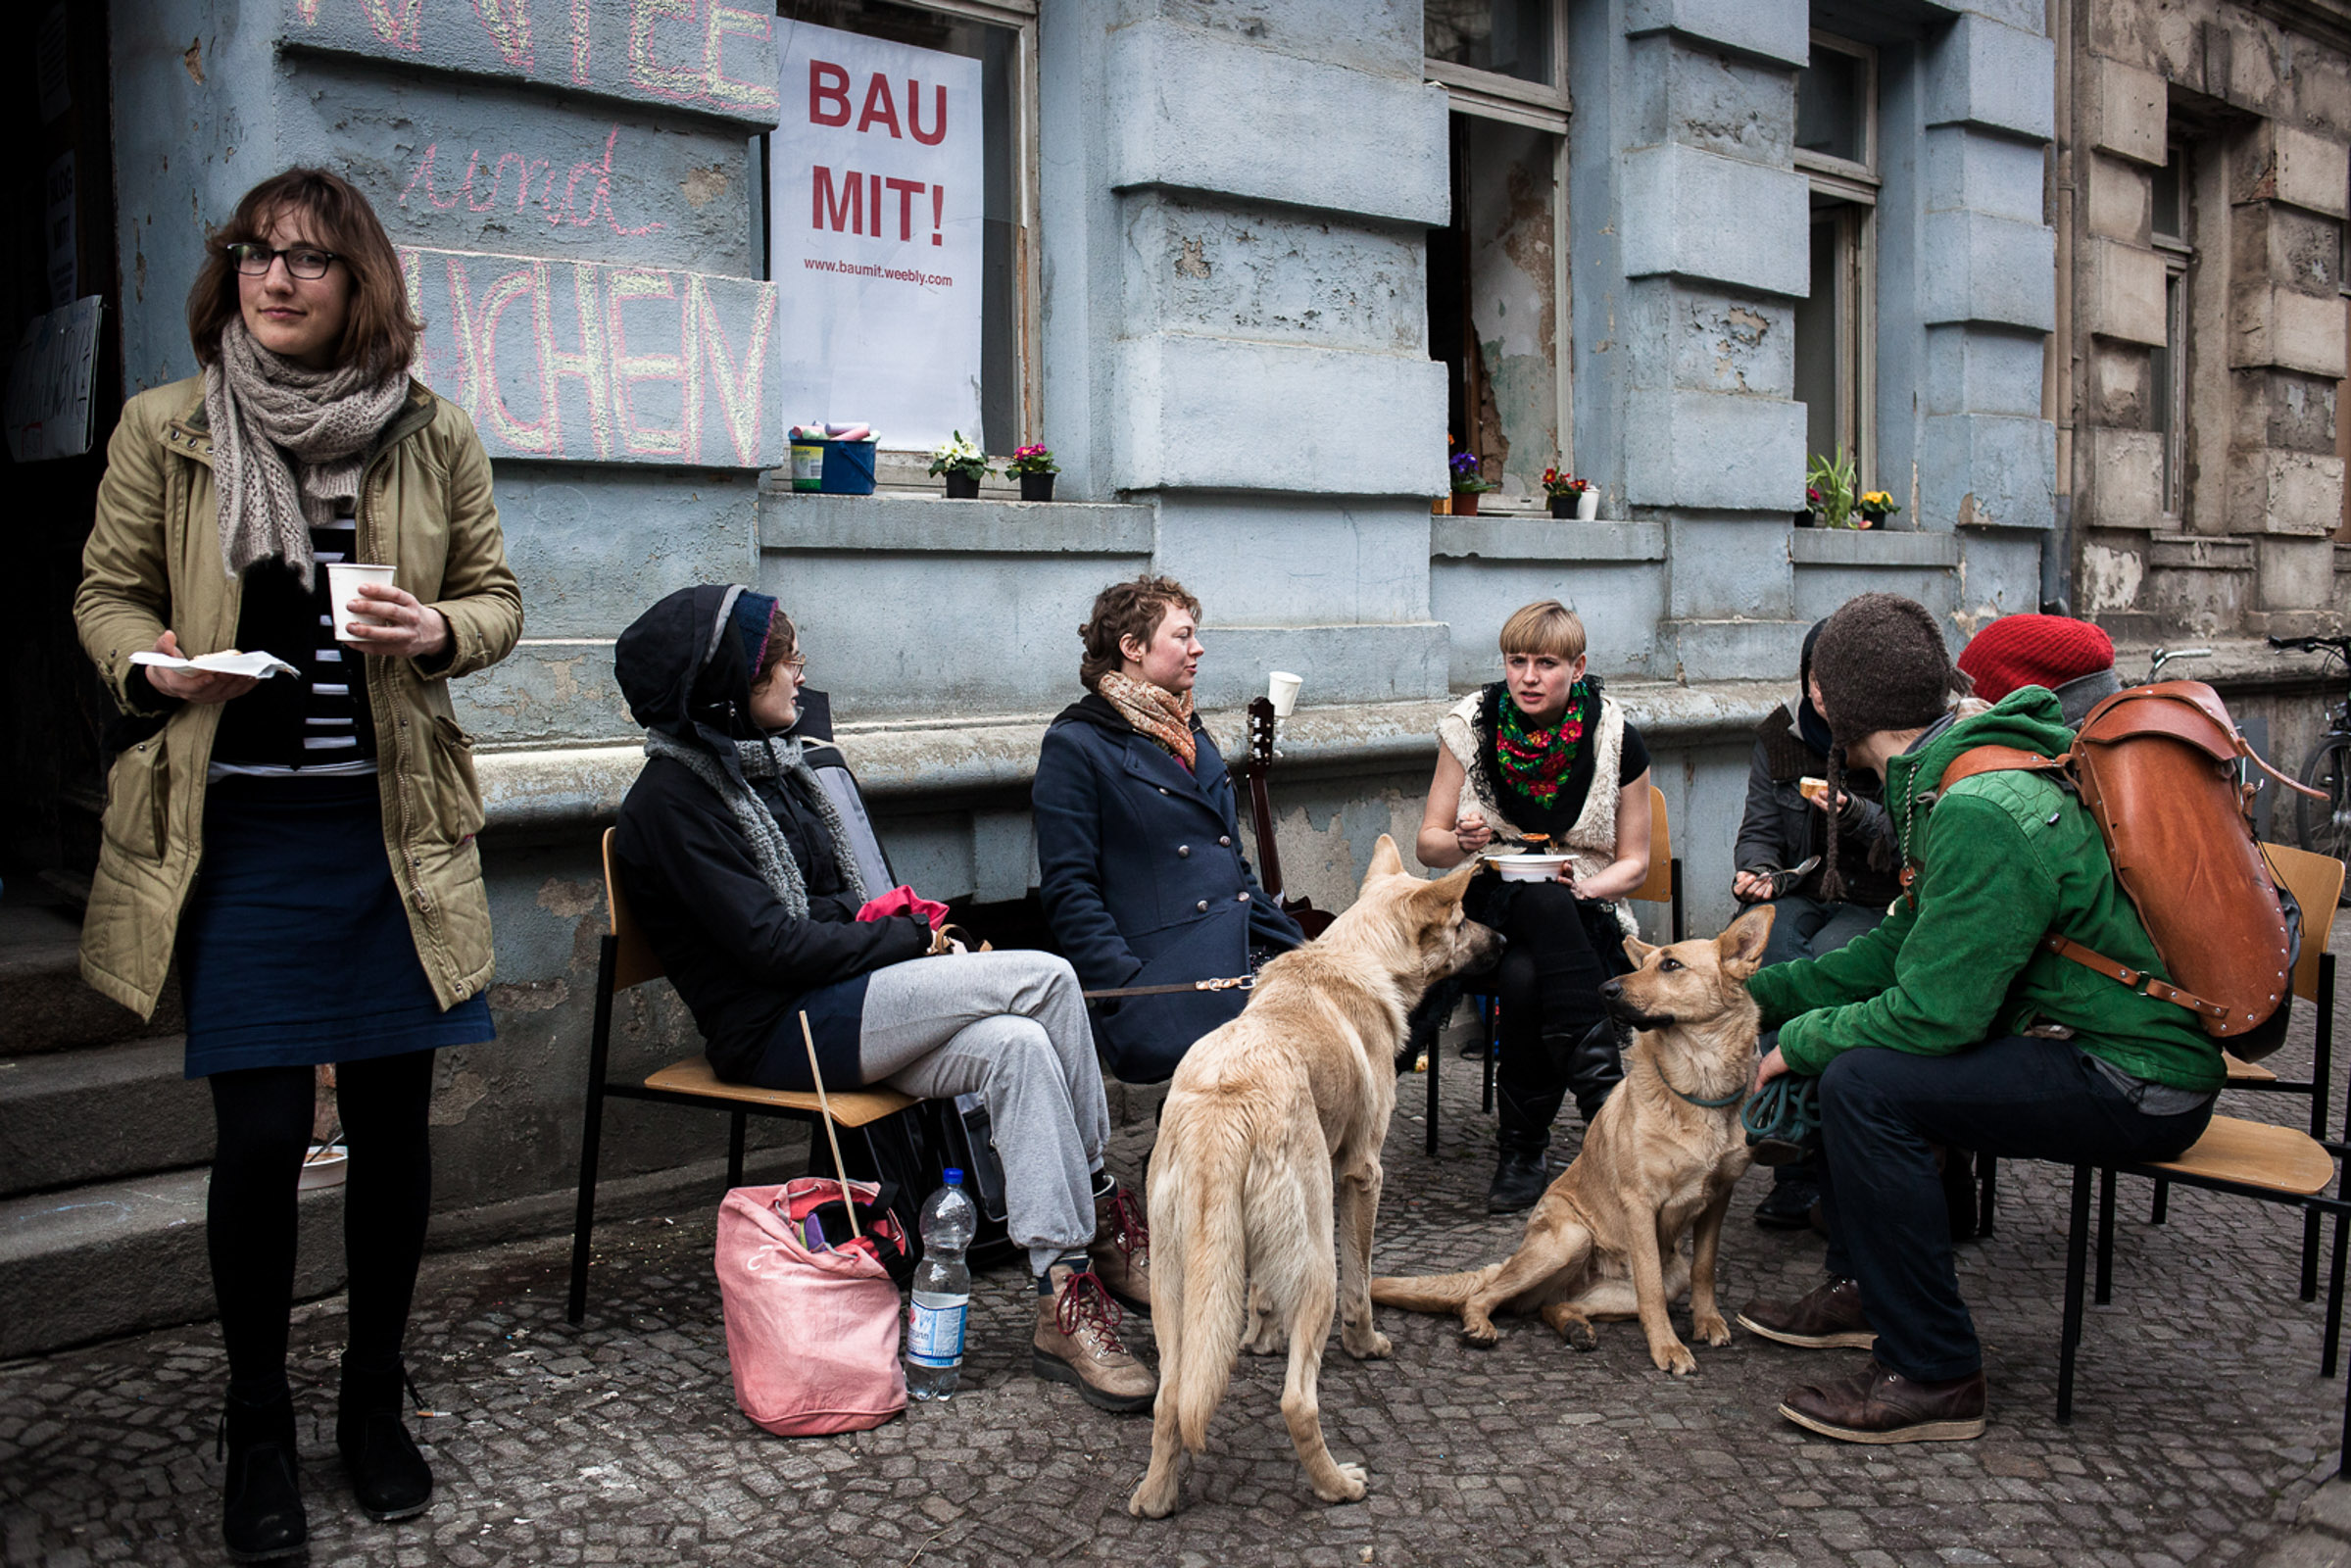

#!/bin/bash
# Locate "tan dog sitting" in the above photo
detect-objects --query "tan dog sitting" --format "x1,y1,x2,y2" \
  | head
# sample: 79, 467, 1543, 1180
1129, 838, 1502, 1518
1370, 906, 1774, 1374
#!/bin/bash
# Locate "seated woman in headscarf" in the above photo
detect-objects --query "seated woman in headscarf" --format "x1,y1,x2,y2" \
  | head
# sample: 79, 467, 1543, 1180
1414, 600, 1652, 1215
609, 585, 1151, 1414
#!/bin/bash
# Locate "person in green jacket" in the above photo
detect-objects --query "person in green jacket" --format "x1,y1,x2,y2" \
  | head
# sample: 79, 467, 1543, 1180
1736, 595, 2221, 1446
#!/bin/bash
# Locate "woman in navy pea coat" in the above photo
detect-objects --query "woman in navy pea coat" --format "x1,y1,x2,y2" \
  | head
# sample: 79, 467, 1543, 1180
1034, 577, 1303, 1084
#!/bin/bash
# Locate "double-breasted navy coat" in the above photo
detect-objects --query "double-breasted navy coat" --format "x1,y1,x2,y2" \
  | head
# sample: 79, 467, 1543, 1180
1033, 694, 1304, 1083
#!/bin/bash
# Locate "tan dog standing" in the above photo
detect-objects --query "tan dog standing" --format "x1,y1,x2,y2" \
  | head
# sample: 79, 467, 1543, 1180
1370, 906, 1773, 1374
1128, 837, 1501, 1519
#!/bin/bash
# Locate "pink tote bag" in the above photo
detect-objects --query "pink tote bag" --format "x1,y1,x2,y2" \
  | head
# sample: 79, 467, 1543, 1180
714, 1178, 906, 1435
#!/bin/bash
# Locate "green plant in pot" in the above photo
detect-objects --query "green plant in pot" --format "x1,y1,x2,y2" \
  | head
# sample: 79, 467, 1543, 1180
1009, 442, 1059, 502
928, 431, 992, 499
1803, 447, 1860, 529
1857, 490, 1901, 528
1449, 449, 1496, 515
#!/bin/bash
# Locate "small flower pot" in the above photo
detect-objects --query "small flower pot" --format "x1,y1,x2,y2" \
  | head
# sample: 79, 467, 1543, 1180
1019, 472, 1056, 502
1548, 494, 1575, 518
1859, 510, 1887, 529
1576, 488, 1600, 521
944, 472, 981, 499
1793, 509, 1816, 529
1452, 490, 1481, 516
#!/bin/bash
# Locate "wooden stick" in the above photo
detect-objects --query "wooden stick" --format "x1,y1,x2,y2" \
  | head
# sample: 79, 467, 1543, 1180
799, 1011, 861, 1241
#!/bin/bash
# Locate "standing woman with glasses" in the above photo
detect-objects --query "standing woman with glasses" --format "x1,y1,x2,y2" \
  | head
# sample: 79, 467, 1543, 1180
75, 168, 520, 1562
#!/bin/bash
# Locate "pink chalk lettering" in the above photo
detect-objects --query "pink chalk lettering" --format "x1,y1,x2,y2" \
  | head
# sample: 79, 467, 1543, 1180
608, 269, 696, 460
469, 0, 533, 71
393, 127, 663, 238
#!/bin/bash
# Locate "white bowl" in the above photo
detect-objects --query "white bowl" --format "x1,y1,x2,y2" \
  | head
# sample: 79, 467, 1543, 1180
1483, 851, 1573, 883
299, 1144, 348, 1190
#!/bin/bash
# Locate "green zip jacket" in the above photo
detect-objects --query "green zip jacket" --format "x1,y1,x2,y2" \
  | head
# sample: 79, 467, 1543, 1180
1746, 688, 2225, 1093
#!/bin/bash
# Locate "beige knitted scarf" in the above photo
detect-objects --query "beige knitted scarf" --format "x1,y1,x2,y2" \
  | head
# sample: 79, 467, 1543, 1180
1097, 670, 1198, 770
203, 318, 409, 587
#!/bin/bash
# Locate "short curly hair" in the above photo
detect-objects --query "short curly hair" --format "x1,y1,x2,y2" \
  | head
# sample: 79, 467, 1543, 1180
1078, 575, 1202, 692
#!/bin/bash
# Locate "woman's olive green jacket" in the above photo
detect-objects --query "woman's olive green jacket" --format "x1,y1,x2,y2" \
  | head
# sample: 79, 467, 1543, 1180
73, 375, 523, 1019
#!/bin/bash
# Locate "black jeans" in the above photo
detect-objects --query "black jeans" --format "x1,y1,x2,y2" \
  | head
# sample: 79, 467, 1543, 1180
1482, 881, 1623, 1132
207, 1051, 437, 1402
1815, 1036, 2213, 1382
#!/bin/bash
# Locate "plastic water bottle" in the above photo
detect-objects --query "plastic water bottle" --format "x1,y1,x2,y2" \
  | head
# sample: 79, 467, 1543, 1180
906, 1169, 976, 1400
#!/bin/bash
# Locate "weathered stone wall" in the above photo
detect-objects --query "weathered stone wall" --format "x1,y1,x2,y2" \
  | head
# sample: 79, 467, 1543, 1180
2063, 0, 2351, 639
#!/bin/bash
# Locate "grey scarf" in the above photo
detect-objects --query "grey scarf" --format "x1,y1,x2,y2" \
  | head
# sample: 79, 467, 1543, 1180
644, 730, 868, 918
203, 318, 410, 587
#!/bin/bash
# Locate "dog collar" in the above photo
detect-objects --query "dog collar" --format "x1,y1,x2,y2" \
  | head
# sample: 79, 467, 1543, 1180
1654, 1058, 1745, 1109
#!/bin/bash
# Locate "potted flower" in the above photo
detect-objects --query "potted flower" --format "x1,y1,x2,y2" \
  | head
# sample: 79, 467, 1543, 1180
1795, 485, 1821, 528
1803, 448, 1860, 529
1857, 490, 1901, 529
1542, 464, 1598, 520
928, 431, 992, 499
1449, 450, 1496, 515
1008, 442, 1059, 502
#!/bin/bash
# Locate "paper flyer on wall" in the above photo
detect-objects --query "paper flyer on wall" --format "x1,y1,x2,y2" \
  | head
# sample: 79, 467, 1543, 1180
4, 295, 103, 464
770, 20, 984, 453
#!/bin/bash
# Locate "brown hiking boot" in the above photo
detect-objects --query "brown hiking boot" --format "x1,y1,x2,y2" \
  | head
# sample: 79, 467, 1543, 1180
1737, 1275, 1877, 1349
1777, 1358, 1986, 1444
1033, 1263, 1156, 1413
1090, 1186, 1151, 1313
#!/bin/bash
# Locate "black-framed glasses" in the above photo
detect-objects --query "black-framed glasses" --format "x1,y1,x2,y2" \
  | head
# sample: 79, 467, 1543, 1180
227, 243, 340, 280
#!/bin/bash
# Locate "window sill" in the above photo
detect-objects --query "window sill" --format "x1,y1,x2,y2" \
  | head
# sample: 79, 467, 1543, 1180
758, 488, 1152, 556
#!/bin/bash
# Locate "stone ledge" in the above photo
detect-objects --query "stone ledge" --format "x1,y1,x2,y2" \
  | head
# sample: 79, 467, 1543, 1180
1431, 518, 1665, 562
1788, 529, 1961, 567
2149, 533, 2258, 569
759, 491, 1154, 555
474, 679, 1792, 833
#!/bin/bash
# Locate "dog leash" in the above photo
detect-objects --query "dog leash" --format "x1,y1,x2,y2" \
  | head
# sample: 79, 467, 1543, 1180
1081, 975, 1255, 1001
1654, 1056, 1746, 1109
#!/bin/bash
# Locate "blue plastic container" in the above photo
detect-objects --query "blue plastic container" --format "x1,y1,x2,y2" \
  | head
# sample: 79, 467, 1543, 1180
818, 439, 878, 495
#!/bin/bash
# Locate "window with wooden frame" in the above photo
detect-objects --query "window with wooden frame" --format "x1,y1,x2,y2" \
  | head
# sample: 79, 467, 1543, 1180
1424, 2, 1571, 505
1791, 31, 1878, 489
2148, 142, 2190, 520
768, 0, 1038, 462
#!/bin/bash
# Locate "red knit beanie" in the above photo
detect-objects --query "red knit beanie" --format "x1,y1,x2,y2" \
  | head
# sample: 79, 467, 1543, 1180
1957, 615, 2115, 703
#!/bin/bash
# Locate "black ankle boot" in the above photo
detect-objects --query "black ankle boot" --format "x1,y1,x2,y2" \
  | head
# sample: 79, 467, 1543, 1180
220, 1390, 306, 1563
336, 1356, 433, 1522
1488, 1134, 1550, 1213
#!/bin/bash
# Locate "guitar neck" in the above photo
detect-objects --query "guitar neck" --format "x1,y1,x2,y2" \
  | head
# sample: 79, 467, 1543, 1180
1244, 695, 1286, 900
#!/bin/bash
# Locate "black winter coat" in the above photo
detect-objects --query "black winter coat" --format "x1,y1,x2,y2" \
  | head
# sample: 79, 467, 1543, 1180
1033, 694, 1303, 1083
610, 586, 929, 1084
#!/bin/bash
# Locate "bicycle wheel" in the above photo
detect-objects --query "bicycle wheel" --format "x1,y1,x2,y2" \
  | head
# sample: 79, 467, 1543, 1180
2297, 736, 2351, 870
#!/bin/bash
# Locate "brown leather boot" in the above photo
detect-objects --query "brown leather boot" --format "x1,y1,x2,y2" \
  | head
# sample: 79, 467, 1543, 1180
1089, 1185, 1151, 1313
1736, 1275, 1877, 1349
1777, 1358, 1986, 1444
1033, 1263, 1156, 1413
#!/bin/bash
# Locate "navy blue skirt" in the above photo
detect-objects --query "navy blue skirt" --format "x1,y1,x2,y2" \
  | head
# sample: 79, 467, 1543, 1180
178, 773, 495, 1079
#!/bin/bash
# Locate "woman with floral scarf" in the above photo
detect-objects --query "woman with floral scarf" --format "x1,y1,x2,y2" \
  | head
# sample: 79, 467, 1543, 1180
1416, 601, 1654, 1214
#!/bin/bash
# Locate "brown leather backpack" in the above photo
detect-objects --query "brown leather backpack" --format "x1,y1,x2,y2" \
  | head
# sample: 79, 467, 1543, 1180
1938, 681, 2311, 1060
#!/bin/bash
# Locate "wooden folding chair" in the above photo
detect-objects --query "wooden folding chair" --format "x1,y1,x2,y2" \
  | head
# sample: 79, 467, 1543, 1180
1429, 784, 1683, 1156
2055, 845, 2349, 1473
565, 828, 921, 1325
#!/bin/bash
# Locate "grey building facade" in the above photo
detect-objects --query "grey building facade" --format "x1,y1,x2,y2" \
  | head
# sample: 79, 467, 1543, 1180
0, 0, 2344, 1351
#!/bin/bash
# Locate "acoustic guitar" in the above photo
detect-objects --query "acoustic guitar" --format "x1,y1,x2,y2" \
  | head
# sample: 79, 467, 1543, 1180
1239, 696, 1336, 938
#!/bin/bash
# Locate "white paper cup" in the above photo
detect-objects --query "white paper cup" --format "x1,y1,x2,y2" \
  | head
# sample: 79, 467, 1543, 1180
326, 564, 398, 642
1268, 670, 1302, 717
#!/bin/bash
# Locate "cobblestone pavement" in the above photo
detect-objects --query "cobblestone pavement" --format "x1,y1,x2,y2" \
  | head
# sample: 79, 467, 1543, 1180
8, 957, 2351, 1568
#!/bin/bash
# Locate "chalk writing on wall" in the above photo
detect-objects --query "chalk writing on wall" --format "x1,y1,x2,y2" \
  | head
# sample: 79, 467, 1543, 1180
398, 245, 781, 467
284, 0, 781, 126
398, 125, 664, 238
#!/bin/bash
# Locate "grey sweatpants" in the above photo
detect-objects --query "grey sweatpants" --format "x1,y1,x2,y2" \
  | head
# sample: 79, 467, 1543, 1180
857, 950, 1109, 1274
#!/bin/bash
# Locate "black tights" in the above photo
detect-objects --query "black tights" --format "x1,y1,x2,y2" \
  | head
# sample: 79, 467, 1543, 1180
1489, 883, 1619, 1131
207, 1051, 435, 1402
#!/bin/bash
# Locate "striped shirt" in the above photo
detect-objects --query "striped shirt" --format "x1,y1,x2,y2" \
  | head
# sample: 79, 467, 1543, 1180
209, 510, 381, 780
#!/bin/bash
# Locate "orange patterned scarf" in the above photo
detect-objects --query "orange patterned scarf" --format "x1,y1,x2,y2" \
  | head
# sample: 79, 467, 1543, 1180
1097, 671, 1198, 771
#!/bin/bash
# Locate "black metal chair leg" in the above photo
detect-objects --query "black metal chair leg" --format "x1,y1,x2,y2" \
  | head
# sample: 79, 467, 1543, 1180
2095, 1168, 2117, 1306
2307, 1207, 2326, 1302
567, 934, 621, 1327
2326, 1206, 2348, 1381
1426, 1012, 1441, 1157
2058, 1165, 2092, 1425
726, 1110, 748, 1190
2149, 1178, 2169, 1226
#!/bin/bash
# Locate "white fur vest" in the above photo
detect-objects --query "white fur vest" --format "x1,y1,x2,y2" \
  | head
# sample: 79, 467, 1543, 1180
1438, 686, 1637, 937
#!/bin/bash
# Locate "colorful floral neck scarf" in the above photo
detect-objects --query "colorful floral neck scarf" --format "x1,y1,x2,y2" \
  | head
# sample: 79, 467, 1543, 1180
1098, 670, 1198, 771
1495, 682, 1588, 807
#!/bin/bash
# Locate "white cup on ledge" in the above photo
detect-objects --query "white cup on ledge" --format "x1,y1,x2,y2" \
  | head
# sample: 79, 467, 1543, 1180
1268, 670, 1302, 717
